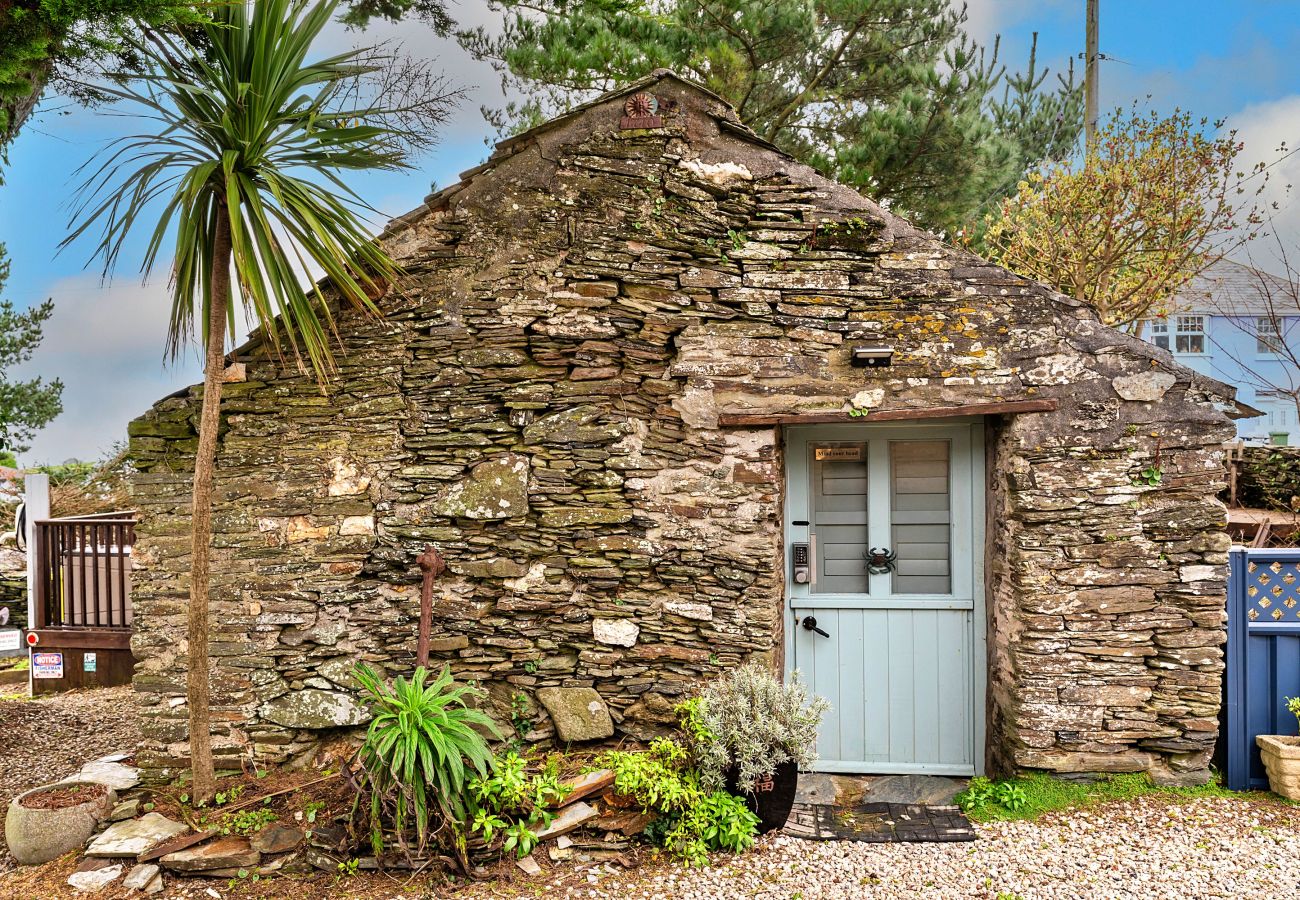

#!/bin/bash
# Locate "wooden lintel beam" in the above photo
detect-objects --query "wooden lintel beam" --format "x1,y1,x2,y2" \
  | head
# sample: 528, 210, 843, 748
717, 398, 1060, 428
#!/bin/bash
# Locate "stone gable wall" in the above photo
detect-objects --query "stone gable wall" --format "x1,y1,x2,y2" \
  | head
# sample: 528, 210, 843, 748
127, 76, 1236, 783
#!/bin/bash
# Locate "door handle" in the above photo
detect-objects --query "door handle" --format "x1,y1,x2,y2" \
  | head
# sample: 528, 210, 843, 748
801, 616, 830, 638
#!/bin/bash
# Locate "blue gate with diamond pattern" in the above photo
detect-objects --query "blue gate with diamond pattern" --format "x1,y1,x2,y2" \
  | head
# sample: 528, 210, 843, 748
1225, 548, 1300, 790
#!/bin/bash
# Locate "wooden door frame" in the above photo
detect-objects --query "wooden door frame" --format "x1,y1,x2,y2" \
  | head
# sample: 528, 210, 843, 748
780, 419, 988, 776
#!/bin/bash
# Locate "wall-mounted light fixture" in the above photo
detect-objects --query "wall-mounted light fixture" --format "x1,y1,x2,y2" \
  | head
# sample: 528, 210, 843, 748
850, 346, 893, 369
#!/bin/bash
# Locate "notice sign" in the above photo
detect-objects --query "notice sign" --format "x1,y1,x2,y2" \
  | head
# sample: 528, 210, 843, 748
815, 445, 864, 461
32, 652, 64, 680
84, 652, 98, 673
0, 630, 20, 652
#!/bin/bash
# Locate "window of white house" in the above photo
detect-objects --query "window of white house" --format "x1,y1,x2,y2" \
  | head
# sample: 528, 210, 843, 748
1145, 319, 1170, 350
1256, 316, 1283, 354
1174, 315, 1206, 354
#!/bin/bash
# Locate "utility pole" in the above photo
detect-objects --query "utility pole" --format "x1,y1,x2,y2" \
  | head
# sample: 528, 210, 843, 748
1085, 0, 1099, 154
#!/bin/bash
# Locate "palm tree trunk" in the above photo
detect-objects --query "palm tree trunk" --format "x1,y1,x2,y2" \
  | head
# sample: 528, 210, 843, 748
187, 199, 233, 804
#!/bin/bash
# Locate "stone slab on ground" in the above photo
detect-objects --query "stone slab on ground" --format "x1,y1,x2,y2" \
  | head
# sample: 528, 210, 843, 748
86, 812, 189, 858
857, 775, 965, 806
558, 769, 614, 807
138, 829, 214, 863
67, 862, 123, 892
60, 758, 141, 792
121, 863, 162, 893
250, 823, 303, 854
535, 801, 597, 840
161, 836, 260, 872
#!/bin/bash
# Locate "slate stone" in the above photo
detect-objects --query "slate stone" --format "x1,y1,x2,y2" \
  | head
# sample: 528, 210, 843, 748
121, 863, 162, 893
67, 863, 123, 892
557, 769, 615, 807
110, 799, 142, 821
258, 689, 370, 729
61, 759, 141, 792
534, 801, 597, 840
536, 687, 614, 742
250, 822, 303, 854
160, 836, 261, 872
86, 813, 189, 858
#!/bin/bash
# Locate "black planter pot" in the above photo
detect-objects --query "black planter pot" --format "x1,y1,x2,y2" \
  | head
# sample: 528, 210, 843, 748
726, 760, 799, 834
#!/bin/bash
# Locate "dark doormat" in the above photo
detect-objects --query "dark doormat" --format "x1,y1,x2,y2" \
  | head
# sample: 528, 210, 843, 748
784, 801, 977, 843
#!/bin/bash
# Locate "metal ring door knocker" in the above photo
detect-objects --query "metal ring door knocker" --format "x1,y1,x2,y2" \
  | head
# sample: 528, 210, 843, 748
866, 547, 897, 574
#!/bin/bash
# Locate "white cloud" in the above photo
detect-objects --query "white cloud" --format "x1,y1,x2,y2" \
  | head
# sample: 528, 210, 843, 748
13, 275, 209, 466
1226, 94, 1300, 266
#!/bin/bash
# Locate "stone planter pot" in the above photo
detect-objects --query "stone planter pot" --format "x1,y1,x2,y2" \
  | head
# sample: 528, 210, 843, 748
1257, 735, 1300, 801
726, 761, 800, 834
5, 781, 116, 865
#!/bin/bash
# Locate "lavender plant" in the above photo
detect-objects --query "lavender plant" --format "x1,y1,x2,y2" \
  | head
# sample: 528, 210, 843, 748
679, 663, 829, 793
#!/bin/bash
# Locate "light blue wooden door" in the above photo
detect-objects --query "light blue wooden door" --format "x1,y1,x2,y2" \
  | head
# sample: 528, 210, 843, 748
785, 422, 985, 775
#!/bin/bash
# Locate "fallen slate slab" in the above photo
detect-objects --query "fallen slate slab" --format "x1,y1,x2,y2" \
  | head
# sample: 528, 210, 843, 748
535, 801, 597, 840
121, 863, 161, 893
516, 854, 542, 876
111, 799, 142, 822
86, 813, 189, 858
68, 863, 123, 892
557, 769, 615, 808
161, 836, 260, 872
250, 822, 303, 854
62, 759, 141, 792
138, 829, 214, 863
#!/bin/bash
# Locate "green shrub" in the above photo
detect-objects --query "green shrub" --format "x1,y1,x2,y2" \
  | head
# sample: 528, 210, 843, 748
352, 664, 498, 855
1287, 697, 1300, 731
599, 738, 759, 866
678, 663, 828, 793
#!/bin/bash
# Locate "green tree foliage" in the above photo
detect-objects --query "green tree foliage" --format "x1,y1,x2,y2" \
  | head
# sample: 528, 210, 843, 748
0, 0, 450, 152
0, 251, 63, 455
459, 0, 1082, 234
976, 106, 1274, 329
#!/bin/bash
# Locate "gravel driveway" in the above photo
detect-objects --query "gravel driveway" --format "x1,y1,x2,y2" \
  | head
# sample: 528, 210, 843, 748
551, 794, 1300, 900
0, 686, 141, 871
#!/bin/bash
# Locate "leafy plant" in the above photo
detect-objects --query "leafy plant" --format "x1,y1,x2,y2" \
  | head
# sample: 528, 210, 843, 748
351, 664, 498, 856
214, 807, 277, 836
304, 800, 326, 824
677, 663, 828, 793
1287, 697, 1300, 731
598, 740, 758, 865
467, 751, 570, 859
1133, 465, 1163, 487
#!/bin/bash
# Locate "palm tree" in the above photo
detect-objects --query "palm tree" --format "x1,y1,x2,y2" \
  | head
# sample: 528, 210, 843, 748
65, 0, 453, 802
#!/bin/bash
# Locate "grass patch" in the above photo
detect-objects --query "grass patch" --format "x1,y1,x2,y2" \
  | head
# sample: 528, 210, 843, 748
957, 772, 1252, 823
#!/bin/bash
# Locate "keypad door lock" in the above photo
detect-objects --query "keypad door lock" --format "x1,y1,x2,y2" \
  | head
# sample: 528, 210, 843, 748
791, 542, 810, 584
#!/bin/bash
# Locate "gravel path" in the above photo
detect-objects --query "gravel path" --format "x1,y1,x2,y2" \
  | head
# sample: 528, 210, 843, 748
0, 686, 141, 870
545, 795, 1300, 900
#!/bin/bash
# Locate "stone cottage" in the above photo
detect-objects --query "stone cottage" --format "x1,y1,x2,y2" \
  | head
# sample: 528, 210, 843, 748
128, 71, 1245, 785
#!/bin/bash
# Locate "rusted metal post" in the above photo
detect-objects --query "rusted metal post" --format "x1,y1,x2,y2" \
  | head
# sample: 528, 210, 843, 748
415, 545, 446, 669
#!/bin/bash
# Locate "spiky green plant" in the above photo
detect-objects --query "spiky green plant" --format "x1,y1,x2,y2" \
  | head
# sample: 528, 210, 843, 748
352, 664, 498, 855
61, 0, 454, 803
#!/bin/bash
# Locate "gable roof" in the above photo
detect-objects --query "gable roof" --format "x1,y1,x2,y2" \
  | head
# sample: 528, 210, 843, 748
1170, 258, 1295, 318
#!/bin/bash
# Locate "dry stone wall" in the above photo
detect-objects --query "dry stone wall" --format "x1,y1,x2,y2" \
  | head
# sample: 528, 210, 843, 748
128, 73, 1238, 784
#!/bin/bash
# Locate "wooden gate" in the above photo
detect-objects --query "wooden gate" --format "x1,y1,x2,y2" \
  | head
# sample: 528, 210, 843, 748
29, 512, 137, 693
1225, 548, 1300, 790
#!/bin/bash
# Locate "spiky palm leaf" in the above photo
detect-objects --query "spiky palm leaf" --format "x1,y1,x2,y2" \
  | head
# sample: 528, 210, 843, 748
354, 663, 499, 855
64, 0, 414, 379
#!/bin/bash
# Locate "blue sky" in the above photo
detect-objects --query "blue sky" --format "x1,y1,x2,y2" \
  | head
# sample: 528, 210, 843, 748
3, 0, 1300, 463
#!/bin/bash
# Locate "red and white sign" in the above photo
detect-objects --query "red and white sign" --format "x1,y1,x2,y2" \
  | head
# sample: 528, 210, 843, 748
32, 652, 64, 679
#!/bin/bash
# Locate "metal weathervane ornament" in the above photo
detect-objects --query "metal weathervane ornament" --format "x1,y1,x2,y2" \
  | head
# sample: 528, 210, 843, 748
865, 547, 897, 575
